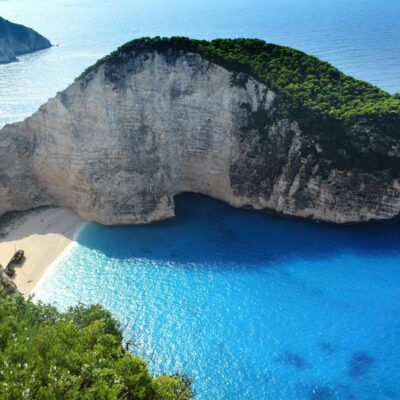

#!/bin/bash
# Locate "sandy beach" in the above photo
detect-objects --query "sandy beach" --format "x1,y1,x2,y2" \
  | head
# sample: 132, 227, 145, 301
0, 207, 85, 296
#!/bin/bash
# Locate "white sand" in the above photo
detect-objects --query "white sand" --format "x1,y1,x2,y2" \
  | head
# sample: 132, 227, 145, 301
0, 208, 85, 296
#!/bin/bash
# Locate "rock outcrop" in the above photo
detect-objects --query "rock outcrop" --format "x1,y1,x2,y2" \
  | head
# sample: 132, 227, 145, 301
0, 269, 17, 294
0, 16, 51, 64
0, 39, 399, 224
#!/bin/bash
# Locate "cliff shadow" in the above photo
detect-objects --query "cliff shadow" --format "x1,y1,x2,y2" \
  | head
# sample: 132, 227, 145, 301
1, 193, 400, 268
74, 192, 400, 268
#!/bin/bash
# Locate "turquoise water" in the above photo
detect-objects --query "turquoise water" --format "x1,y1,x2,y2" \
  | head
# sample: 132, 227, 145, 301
34, 194, 400, 400
0, 0, 399, 127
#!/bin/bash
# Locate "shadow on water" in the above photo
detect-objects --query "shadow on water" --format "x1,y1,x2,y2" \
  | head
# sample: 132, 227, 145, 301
77, 193, 400, 267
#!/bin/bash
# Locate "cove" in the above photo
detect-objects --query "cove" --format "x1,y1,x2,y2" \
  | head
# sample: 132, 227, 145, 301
33, 194, 400, 400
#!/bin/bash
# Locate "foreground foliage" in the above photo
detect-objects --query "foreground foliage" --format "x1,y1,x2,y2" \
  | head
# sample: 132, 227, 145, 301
0, 288, 193, 399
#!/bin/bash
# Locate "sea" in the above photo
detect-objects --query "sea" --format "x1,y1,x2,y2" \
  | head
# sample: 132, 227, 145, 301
1, 1, 400, 399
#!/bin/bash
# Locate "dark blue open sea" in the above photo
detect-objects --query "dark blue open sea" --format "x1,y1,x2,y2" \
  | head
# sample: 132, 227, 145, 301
1, 0, 400, 398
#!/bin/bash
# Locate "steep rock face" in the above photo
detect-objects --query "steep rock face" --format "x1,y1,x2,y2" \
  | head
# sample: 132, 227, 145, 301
0, 17, 51, 64
0, 48, 399, 224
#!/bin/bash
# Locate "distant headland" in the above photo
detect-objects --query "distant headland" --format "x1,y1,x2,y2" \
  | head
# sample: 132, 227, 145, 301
0, 16, 51, 64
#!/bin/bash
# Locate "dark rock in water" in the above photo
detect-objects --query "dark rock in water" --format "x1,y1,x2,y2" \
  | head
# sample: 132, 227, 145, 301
348, 351, 375, 378
281, 351, 309, 369
319, 342, 335, 355
309, 386, 334, 400
0, 16, 51, 64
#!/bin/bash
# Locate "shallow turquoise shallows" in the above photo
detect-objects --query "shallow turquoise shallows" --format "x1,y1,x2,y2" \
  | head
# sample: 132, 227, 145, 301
34, 194, 400, 400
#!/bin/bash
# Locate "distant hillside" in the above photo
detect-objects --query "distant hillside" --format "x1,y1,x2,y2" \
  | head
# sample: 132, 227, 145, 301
0, 16, 51, 64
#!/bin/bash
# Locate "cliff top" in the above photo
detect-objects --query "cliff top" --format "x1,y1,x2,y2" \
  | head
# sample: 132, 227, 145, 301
79, 37, 400, 125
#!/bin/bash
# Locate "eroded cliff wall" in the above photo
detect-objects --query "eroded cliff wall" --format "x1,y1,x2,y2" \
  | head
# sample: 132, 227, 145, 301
1, 49, 399, 224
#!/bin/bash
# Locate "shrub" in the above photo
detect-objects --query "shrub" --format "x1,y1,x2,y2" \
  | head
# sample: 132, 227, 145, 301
0, 288, 193, 399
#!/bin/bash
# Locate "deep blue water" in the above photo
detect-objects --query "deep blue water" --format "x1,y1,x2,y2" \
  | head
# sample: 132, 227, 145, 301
0, 0, 399, 127
34, 194, 400, 400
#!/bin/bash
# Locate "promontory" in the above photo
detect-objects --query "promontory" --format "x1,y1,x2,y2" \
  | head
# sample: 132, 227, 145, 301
0, 16, 51, 64
0, 37, 399, 224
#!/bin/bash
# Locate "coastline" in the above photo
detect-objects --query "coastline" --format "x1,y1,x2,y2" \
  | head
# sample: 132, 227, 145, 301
30, 221, 88, 296
0, 207, 86, 297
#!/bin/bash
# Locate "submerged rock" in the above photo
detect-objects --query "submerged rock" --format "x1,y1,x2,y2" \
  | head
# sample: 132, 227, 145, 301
0, 37, 399, 224
348, 351, 375, 378
280, 351, 309, 369
0, 16, 51, 64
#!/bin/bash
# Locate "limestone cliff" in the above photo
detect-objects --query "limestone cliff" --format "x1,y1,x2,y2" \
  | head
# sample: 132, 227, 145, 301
0, 17, 51, 64
0, 38, 399, 224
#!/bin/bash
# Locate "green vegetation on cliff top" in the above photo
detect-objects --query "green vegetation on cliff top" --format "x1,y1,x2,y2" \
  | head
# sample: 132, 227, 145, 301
81, 37, 400, 123
0, 287, 193, 399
